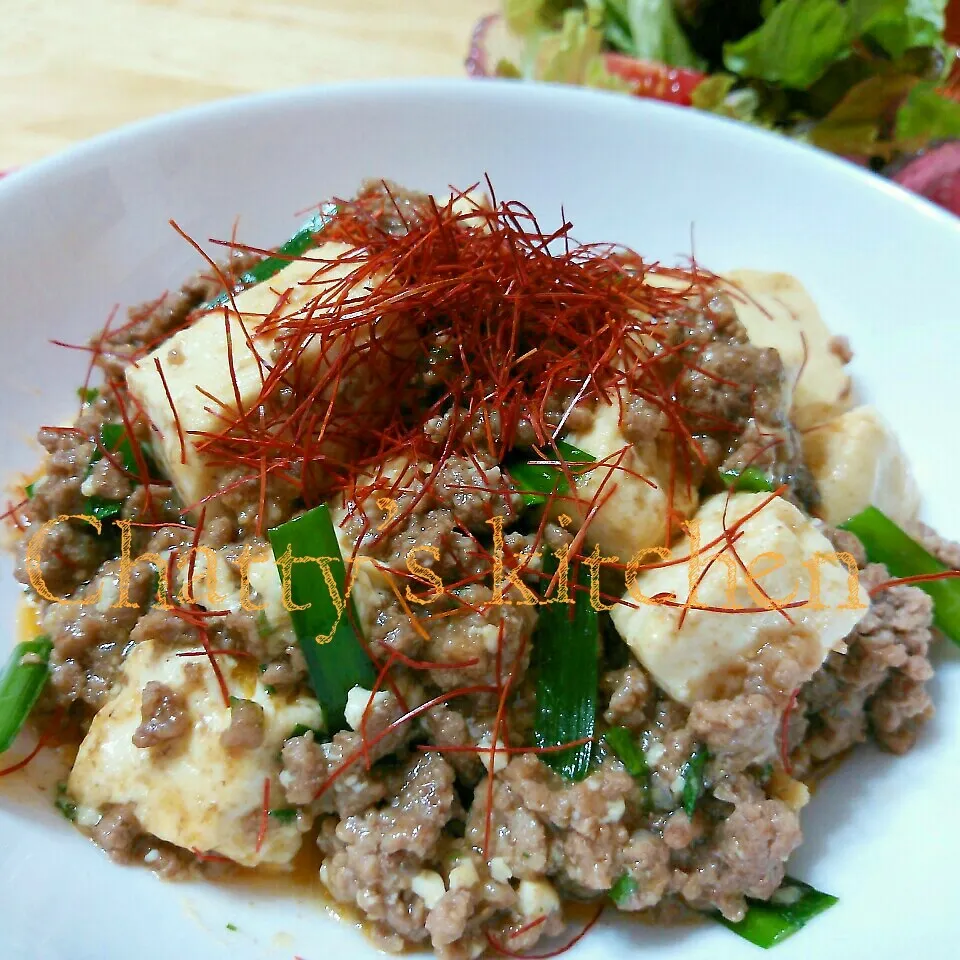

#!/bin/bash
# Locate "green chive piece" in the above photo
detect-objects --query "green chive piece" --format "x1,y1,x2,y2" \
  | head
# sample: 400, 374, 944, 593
609, 872, 640, 906
55, 796, 78, 821
83, 423, 157, 520
206, 205, 336, 309
680, 744, 708, 817
603, 726, 650, 808
77, 386, 99, 404
0, 636, 53, 753
268, 807, 298, 824
267, 504, 375, 730
840, 505, 960, 644
24, 482, 35, 499
226, 923, 238, 932
720, 467, 775, 493
508, 440, 595, 507
533, 551, 598, 781
716, 878, 838, 948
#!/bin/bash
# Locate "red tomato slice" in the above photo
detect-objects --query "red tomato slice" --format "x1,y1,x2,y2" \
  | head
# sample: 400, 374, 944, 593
602, 53, 705, 106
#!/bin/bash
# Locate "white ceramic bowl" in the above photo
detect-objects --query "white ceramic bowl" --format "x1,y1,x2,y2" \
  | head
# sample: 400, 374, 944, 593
1, 79, 958, 960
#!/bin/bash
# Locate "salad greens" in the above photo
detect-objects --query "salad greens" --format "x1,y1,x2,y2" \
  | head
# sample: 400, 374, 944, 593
491, 0, 960, 162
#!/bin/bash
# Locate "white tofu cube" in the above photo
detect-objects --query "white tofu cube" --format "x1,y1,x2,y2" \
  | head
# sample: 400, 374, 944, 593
724, 270, 853, 430
610, 492, 869, 704
68, 640, 323, 867
802, 405, 919, 527
126, 242, 374, 511
565, 399, 698, 564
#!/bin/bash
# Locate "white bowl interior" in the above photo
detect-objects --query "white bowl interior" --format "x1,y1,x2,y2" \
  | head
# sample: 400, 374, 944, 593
0, 79, 958, 960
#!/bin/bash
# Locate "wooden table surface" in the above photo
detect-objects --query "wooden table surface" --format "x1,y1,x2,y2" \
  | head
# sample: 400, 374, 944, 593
0, 0, 492, 169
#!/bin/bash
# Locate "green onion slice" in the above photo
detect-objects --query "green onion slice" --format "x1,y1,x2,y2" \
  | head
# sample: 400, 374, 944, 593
268, 807, 298, 824
206, 205, 336, 309
603, 726, 650, 808
720, 467, 775, 493
83, 423, 156, 521
0, 636, 53, 753
267, 503, 375, 731
680, 744, 708, 817
840, 505, 960, 644
533, 550, 598, 781
717, 878, 838, 948
508, 440, 595, 507
609, 872, 639, 906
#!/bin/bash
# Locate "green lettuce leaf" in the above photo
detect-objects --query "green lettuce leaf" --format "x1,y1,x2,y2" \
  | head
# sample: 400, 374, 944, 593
503, 0, 579, 33
851, 0, 947, 59
626, 0, 704, 69
598, 0, 635, 53
896, 79, 960, 143
535, 8, 606, 83
690, 73, 762, 122
810, 72, 918, 155
723, 0, 852, 90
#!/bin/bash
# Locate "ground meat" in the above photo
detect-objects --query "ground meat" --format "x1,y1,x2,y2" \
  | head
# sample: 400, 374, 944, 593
687, 693, 779, 774
796, 562, 935, 770
130, 607, 199, 647
14, 514, 110, 602
220, 698, 265, 751
432, 454, 520, 531
909, 519, 960, 569
281, 691, 409, 815
83, 455, 133, 502
602, 663, 651, 728
95, 256, 257, 380
43, 559, 157, 711
132, 681, 190, 748
421, 703, 484, 783
681, 777, 802, 920
471, 755, 640, 890
91, 803, 142, 861
821, 524, 868, 568
663, 291, 815, 506
318, 753, 456, 946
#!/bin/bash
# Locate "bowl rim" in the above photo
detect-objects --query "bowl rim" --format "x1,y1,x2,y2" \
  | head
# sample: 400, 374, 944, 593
1, 77, 958, 239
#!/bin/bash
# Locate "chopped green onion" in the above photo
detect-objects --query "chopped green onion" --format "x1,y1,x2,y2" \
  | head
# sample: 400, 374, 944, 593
83, 423, 157, 521
55, 783, 78, 821
609, 872, 639, 906
77, 386, 99, 404
24, 482, 35, 499
716, 878, 838, 948
91, 423, 140, 473
603, 726, 650, 808
680, 744, 708, 817
268, 807, 298, 824
86, 498, 123, 521
840, 505, 960, 644
226, 923, 238, 932
533, 551, 598, 781
206, 205, 336, 309
0, 636, 53, 753
267, 504, 375, 730
508, 440, 595, 507
720, 467, 775, 493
